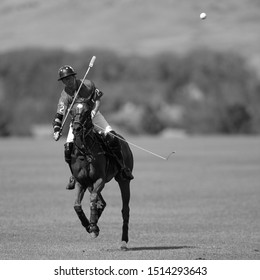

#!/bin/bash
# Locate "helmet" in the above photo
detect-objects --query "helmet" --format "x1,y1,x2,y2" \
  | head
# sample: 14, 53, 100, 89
57, 65, 76, 81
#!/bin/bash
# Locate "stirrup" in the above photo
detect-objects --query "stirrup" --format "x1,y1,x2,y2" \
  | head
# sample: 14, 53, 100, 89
66, 176, 76, 190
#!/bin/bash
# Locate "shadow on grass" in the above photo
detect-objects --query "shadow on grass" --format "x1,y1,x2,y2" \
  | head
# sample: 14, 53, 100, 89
127, 245, 196, 251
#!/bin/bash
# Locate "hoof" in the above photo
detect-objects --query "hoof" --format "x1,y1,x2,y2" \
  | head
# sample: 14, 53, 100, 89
89, 224, 99, 238
90, 231, 99, 238
120, 241, 128, 251
86, 226, 91, 234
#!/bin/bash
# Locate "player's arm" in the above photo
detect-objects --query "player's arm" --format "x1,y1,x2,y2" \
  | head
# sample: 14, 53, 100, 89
91, 88, 103, 119
52, 112, 63, 133
52, 93, 68, 140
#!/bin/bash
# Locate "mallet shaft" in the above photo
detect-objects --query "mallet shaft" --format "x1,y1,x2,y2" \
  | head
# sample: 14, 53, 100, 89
95, 124, 175, 160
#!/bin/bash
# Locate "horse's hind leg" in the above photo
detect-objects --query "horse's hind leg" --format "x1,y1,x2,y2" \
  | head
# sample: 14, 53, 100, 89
74, 182, 90, 233
89, 178, 105, 238
117, 178, 130, 249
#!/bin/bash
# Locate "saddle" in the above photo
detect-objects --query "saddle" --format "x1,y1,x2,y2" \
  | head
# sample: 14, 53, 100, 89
74, 128, 126, 176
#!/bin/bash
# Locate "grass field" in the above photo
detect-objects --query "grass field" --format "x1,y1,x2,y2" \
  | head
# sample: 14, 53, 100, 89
0, 136, 259, 260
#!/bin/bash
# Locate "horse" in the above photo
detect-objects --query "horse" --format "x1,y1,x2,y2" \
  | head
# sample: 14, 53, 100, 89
69, 101, 134, 250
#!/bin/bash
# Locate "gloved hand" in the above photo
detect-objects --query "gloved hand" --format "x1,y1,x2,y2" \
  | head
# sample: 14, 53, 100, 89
91, 110, 96, 119
53, 131, 61, 141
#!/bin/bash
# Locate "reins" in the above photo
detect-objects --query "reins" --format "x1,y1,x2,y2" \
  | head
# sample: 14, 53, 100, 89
72, 119, 97, 160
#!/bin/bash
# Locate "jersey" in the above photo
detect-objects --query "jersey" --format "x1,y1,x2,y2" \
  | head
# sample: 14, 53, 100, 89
53, 79, 103, 132
56, 79, 103, 117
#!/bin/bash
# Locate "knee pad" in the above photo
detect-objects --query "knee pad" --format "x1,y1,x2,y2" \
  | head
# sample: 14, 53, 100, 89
64, 142, 73, 164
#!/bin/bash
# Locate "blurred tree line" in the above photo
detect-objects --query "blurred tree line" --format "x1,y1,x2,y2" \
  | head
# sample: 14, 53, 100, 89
0, 47, 259, 136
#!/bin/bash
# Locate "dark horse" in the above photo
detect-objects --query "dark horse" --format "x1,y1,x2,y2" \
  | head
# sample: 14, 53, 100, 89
69, 102, 133, 250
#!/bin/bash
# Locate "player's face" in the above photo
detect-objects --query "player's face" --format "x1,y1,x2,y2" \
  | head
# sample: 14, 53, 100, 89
61, 75, 76, 90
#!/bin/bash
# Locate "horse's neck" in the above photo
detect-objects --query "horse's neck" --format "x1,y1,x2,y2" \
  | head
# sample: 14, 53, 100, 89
83, 131, 95, 150
74, 130, 95, 152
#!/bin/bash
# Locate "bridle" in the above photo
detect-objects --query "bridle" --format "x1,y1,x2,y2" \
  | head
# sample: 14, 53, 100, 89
72, 104, 95, 160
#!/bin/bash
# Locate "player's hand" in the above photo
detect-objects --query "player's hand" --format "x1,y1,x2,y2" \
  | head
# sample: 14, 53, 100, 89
91, 110, 96, 119
53, 131, 61, 141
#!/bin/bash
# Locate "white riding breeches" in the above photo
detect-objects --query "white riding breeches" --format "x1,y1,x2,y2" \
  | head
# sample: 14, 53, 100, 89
66, 111, 113, 143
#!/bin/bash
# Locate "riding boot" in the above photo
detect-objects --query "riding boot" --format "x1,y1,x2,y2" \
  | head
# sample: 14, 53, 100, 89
64, 142, 76, 190
106, 132, 134, 180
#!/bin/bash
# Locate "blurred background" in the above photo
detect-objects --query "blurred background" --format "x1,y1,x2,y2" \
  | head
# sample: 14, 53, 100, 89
1, 0, 260, 262
0, 0, 260, 137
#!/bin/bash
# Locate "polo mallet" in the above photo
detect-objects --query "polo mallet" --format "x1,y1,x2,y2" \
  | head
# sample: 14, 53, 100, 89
94, 124, 175, 160
121, 137, 175, 160
59, 55, 96, 135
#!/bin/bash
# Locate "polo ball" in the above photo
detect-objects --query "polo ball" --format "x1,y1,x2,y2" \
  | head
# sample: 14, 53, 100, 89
200, 12, 207, 20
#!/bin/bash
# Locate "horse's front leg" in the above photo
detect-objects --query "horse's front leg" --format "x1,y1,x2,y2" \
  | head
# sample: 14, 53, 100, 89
89, 178, 105, 238
96, 193, 106, 219
74, 182, 90, 233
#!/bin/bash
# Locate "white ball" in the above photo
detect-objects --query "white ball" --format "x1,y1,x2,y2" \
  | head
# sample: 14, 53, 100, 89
200, 12, 207, 20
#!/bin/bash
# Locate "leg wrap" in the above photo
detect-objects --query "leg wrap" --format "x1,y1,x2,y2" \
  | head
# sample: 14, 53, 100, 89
90, 193, 99, 224
74, 205, 90, 230
97, 197, 106, 219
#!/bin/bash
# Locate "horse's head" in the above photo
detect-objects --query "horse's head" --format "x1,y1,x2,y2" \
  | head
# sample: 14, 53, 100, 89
71, 102, 93, 137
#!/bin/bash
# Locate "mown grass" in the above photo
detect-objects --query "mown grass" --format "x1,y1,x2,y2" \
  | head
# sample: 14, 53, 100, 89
0, 136, 259, 260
